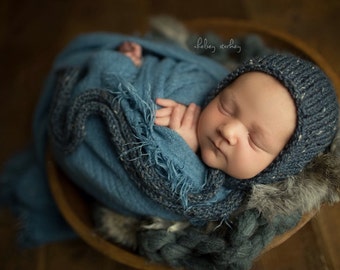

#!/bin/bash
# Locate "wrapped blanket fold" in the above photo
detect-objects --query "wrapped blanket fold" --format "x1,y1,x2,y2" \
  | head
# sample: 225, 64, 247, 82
1, 32, 247, 247
48, 33, 251, 225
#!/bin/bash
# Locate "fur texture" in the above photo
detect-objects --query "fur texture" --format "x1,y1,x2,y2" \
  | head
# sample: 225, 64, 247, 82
247, 153, 340, 219
148, 15, 190, 49
248, 124, 340, 218
93, 206, 140, 249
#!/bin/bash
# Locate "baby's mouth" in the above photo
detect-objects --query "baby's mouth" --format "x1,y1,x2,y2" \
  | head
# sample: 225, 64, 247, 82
213, 138, 230, 158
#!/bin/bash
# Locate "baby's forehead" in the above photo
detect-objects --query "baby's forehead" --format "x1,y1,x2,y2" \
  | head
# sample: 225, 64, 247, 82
223, 71, 293, 101
231, 71, 288, 89
217, 76, 290, 134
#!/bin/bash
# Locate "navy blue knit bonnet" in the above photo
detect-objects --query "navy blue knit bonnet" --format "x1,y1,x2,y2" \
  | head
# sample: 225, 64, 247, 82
213, 53, 339, 184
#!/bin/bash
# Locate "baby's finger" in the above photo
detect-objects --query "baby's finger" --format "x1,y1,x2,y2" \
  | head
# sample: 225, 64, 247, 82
169, 104, 186, 130
156, 107, 173, 117
156, 98, 178, 108
155, 107, 173, 118
182, 103, 201, 128
154, 116, 170, 126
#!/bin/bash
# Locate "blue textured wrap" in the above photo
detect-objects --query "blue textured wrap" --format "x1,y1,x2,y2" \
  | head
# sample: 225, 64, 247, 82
0, 33, 234, 246
47, 33, 238, 223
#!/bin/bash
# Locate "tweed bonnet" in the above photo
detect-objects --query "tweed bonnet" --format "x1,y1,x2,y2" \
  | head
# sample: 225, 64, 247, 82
213, 53, 339, 183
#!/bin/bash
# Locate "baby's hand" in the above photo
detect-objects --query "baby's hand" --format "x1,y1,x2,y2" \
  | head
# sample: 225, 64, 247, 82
118, 41, 143, 67
155, 98, 201, 152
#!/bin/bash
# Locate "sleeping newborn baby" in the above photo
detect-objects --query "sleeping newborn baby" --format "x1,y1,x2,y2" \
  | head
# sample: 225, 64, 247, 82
118, 40, 337, 182
113, 39, 338, 233
1, 32, 338, 252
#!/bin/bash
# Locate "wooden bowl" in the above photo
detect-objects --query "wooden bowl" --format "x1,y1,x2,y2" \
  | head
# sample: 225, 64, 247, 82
47, 154, 171, 270
47, 155, 316, 269
47, 18, 338, 270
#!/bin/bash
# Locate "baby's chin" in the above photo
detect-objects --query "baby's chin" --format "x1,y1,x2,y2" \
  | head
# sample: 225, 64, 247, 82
220, 169, 260, 180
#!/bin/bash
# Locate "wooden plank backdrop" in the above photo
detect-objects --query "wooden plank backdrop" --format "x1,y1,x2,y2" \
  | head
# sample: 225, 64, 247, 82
1, 1, 340, 269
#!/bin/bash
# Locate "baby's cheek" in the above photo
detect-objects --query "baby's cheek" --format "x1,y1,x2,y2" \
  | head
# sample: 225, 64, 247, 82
228, 150, 262, 179
244, 152, 276, 178
200, 147, 217, 168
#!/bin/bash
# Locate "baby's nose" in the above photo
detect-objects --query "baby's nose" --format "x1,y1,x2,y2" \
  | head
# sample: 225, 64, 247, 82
218, 120, 244, 146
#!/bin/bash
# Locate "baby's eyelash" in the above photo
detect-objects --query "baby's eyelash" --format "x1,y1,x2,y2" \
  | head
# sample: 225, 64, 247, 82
218, 101, 232, 116
248, 133, 260, 150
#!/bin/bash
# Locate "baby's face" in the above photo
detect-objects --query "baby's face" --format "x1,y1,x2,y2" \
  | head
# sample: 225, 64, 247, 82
197, 72, 296, 179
